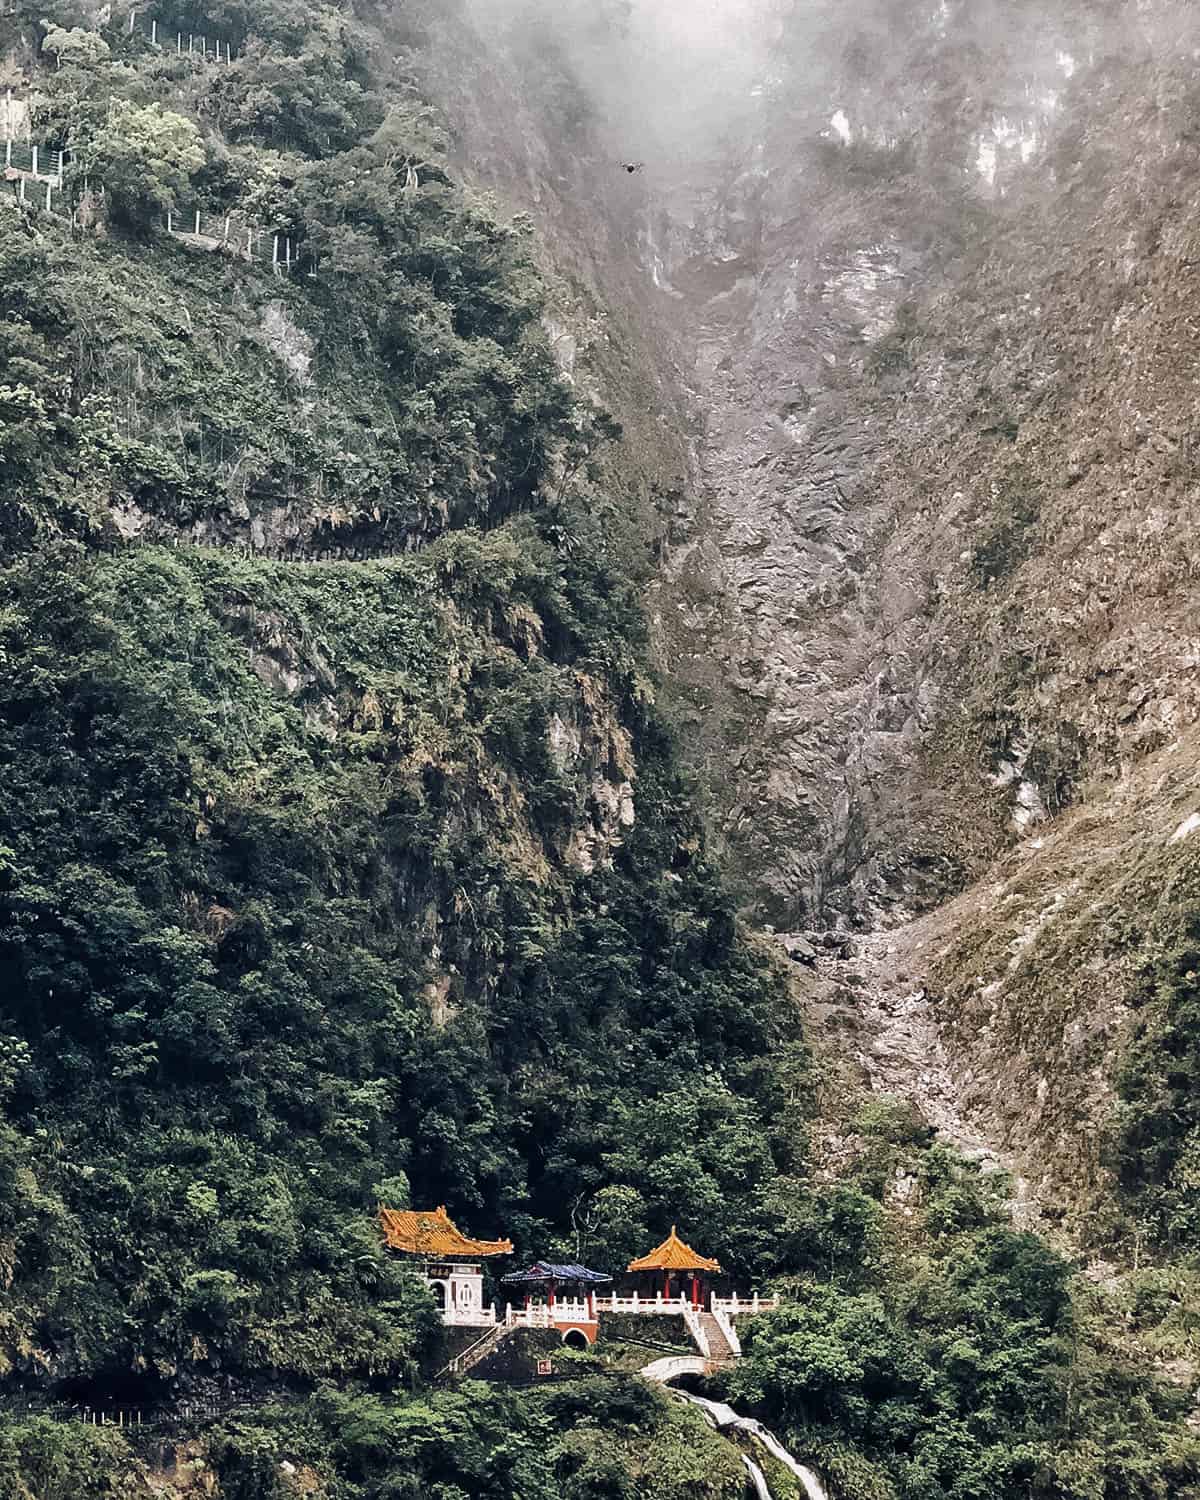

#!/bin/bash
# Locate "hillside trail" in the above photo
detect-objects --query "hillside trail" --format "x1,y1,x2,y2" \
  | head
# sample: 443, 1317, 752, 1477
820, 927, 1041, 1229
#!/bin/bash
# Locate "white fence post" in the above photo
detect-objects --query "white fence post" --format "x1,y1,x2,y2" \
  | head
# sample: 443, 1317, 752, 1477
194, 208, 200, 234
151, 19, 157, 44
30, 144, 37, 176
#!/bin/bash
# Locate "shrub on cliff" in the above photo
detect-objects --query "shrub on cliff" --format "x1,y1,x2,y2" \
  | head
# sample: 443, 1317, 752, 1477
84, 100, 205, 233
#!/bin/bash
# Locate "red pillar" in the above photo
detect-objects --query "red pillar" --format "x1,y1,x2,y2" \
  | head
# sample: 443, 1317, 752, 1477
663, 1271, 670, 1301
548, 1280, 556, 1311
588, 1290, 595, 1320
691, 1274, 699, 1308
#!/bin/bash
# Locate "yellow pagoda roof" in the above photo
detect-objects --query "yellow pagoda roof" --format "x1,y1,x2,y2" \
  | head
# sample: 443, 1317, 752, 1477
379, 1205, 513, 1258
627, 1225, 721, 1274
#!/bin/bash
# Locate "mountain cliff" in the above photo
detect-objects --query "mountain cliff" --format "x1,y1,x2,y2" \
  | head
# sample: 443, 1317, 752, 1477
3, 0, 1200, 1495
428, 0, 1200, 1236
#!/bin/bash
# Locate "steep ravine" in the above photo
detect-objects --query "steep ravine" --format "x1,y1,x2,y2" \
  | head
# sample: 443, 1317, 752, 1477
639, 1, 1200, 931
433, 0, 1200, 1226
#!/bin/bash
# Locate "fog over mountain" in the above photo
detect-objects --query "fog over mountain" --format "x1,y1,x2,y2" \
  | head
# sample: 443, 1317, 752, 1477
4, 0, 1200, 1492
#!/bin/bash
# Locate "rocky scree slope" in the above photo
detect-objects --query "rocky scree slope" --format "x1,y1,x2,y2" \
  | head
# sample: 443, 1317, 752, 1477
638, 0, 1200, 929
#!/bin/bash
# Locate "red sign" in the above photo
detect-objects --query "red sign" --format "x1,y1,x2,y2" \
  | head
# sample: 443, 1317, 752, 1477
536, 1360, 554, 1376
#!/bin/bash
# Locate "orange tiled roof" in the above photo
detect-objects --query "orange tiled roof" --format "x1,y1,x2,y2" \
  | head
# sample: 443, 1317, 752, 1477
379, 1205, 513, 1258
627, 1226, 721, 1274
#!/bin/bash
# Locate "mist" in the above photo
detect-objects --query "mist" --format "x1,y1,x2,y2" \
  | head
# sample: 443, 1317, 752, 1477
452, 0, 1200, 212
459, 0, 783, 176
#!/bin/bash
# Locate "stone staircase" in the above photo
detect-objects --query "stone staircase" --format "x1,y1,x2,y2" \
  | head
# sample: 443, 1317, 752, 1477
436, 1322, 512, 1380
698, 1311, 736, 1361
683, 1307, 739, 1363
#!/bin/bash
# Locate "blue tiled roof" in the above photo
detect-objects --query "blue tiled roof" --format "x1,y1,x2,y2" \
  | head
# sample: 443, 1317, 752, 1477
501, 1260, 612, 1285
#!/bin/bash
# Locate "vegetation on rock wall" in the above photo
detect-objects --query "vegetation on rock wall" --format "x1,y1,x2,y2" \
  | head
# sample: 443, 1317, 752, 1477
1, 0, 1199, 1495
732, 1127, 1200, 1500
1117, 863, 1200, 1249
0, 527, 805, 1386
0, 0, 802, 1488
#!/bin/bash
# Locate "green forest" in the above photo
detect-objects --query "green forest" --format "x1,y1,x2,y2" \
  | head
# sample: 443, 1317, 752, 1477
0, 0, 1198, 1495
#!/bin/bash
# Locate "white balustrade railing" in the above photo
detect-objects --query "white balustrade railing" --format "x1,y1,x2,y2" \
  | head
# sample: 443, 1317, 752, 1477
505, 1305, 552, 1329
441, 1304, 497, 1328
501, 1299, 597, 1328
595, 1292, 695, 1315
711, 1293, 779, 1317
548, 1298, 592, 1321
682, 1305, 710, 1357
712, 1307, 741, 1355
437, 1291, 778, 1333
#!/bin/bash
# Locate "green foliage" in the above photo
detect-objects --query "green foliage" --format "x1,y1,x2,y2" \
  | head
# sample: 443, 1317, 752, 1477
40, 23, 111, 70
0, 1418, 139, 1498
727, 1139, 1200, 1498
0, 525, 794, 1382
0, 188, 582, 550
1, 4, 1197, 1499
759, 1180, 885, 1285
1117, 894, 1200, 1248
918, 1145, 1004, 1240
854, 1095, 931, 1147
84, 100, 206, 231
203, 1379, 745, 1499
731, 1202, 1200, 1500
195, 0, 379, 158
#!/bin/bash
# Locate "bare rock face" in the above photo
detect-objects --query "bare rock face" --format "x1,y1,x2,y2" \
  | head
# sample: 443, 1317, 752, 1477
431, 0, 1200, 1208
634, 0, 1200, 928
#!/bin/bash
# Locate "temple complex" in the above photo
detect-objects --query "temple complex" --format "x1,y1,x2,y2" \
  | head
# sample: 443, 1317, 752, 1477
627, 1226, 721, 1308
379, 1205, 512, 1327
379, 1208, 778, 1370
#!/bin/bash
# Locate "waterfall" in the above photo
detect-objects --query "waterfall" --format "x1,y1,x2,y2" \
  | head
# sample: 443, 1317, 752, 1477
737, 1418, 828, 1500
743, 1456, 772, 1500
671, 1389, 829, 1500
